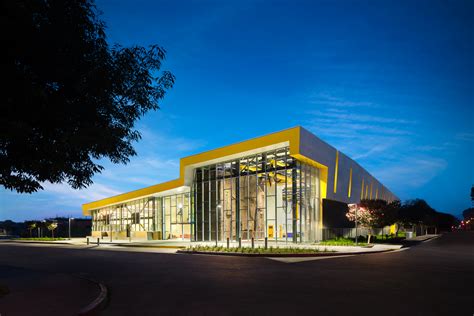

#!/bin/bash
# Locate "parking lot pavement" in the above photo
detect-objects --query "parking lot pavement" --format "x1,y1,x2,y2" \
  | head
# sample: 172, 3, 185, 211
0, 265, 100, 316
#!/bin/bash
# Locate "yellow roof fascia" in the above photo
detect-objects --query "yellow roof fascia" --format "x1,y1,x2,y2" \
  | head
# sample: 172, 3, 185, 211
82, 126, 302, 215
82, 178, 182, 214
177, 126, 301, 179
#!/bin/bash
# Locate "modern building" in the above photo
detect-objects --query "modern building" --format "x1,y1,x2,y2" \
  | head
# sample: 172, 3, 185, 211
82, 127, 397, 243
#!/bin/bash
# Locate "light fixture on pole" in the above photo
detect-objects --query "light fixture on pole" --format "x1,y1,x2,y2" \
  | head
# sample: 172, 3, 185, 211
355, 204, 358, 245
178, 203, 183, 239
348, 204, 358, 245
41, 220, 46, 238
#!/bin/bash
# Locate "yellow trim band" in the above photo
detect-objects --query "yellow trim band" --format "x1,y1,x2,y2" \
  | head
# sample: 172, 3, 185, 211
333, 150, 339, 193
348, 168, 352, 198
82, 126, 331, 216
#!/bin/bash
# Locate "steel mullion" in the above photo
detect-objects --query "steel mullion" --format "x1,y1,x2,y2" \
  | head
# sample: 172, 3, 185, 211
299, 162, 303, 243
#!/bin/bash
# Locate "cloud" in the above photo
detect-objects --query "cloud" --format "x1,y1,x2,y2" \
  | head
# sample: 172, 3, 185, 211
309, 110, 417, 125
304, 93, 416, 163
137, 124, 206, 154
41, 182, 122, 205
455, 132, 474, 142
303, 92, 458, 201
308, 92, 378, 108
373, 157, 447, 190
1, 125, 207, 221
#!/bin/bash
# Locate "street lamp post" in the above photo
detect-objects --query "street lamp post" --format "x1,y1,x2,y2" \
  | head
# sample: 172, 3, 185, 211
41, 220, 46, 238
217, 204, 222, 245
178, 203, 183, 240
68, 217, 74, 240
355, 205, 358, 245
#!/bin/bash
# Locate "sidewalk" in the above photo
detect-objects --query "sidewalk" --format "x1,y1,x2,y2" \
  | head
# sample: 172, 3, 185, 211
2, 238, 403, 254
0, 265, 101, 316
407, 234, 439, 241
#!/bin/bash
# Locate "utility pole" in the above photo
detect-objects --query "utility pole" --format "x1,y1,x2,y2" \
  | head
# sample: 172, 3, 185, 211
355, 204, 359, 245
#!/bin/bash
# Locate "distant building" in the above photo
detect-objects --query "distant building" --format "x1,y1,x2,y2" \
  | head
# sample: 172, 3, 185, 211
83, 127, 396, 242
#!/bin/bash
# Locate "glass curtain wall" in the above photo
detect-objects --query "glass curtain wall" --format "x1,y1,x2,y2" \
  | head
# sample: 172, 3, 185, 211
192, 147, 320, 243
91, 197, 156, 237
91, 192, 191, 240
161, 193, 192, 239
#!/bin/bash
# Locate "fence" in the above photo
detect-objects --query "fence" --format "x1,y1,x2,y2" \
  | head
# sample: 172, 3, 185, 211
322, 227, 393, 240
322, 225, 435, 240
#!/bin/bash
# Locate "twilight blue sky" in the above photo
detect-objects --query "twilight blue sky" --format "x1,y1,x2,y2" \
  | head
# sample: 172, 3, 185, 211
1, 0, 473, 221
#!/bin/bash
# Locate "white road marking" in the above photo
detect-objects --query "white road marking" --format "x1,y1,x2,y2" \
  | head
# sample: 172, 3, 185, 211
267, 255, 356, 263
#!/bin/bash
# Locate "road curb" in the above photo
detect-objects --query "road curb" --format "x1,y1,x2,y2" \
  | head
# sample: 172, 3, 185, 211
6, 240, 76, 245
421, 235, 441, 243
75, 275, 108, 316
177, 248, 395, 257
117, 244, 186, 249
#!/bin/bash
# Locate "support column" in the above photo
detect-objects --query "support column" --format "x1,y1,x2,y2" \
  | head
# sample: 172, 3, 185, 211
235, 172, 241, 240
292, 166, 298, 243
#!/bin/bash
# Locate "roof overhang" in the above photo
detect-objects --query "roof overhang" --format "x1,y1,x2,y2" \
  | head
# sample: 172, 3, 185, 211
82, 126, 328, 215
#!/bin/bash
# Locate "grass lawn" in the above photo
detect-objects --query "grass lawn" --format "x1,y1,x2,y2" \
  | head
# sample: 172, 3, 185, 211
184, 245, 334, 254
318, 238, 368, 246
319, 234, 406, 246
14, 237, 67, 241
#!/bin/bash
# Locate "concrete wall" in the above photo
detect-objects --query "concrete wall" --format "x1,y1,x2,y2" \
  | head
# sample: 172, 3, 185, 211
300, 127, 397, 204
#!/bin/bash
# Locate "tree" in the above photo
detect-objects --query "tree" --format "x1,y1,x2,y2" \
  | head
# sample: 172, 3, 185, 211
462, 207, 474, 230
346, 199, 401, 243
463, 207, 474, 221
1, 0, 175, 193
435, 212, 458, 232
384, 200, 402, 235
47, 222, 58, 238
400, 199, 437, 228
347, 199, 384, 243
26, 221, 37, 238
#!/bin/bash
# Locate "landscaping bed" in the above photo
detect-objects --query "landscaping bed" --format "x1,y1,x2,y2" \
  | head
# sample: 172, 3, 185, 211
318, 235, 406, 247
13, 237, 67, 241
178, 245, 341, 257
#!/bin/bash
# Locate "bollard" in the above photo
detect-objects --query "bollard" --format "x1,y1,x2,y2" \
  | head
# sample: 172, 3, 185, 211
97, 238, 100, 245
265, 237, 268, 249
251, 237, 254, 248
227, 238, 230, 249
87, 237, 89, 245
238, 237, 241, 248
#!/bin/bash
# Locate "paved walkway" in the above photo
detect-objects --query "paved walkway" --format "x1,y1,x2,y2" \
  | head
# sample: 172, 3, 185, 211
70, 238, 404, 253
0, 232, 471, 315
407, 234, 439, 241
1, 237, 412, 254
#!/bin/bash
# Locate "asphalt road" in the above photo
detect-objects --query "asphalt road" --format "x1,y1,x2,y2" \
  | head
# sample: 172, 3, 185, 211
0, 232, 473, 316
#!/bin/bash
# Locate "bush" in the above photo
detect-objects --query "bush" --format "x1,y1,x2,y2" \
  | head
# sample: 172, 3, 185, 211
185, 245, 332, 254
14, 237, 66, 241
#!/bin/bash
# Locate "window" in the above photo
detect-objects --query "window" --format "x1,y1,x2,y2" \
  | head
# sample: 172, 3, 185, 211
132, 212, 140, 224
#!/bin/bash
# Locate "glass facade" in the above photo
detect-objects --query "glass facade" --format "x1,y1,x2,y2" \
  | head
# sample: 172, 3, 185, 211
91, 193, 191, 240
91, 147, 321, 242
192, 147, 321, 243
